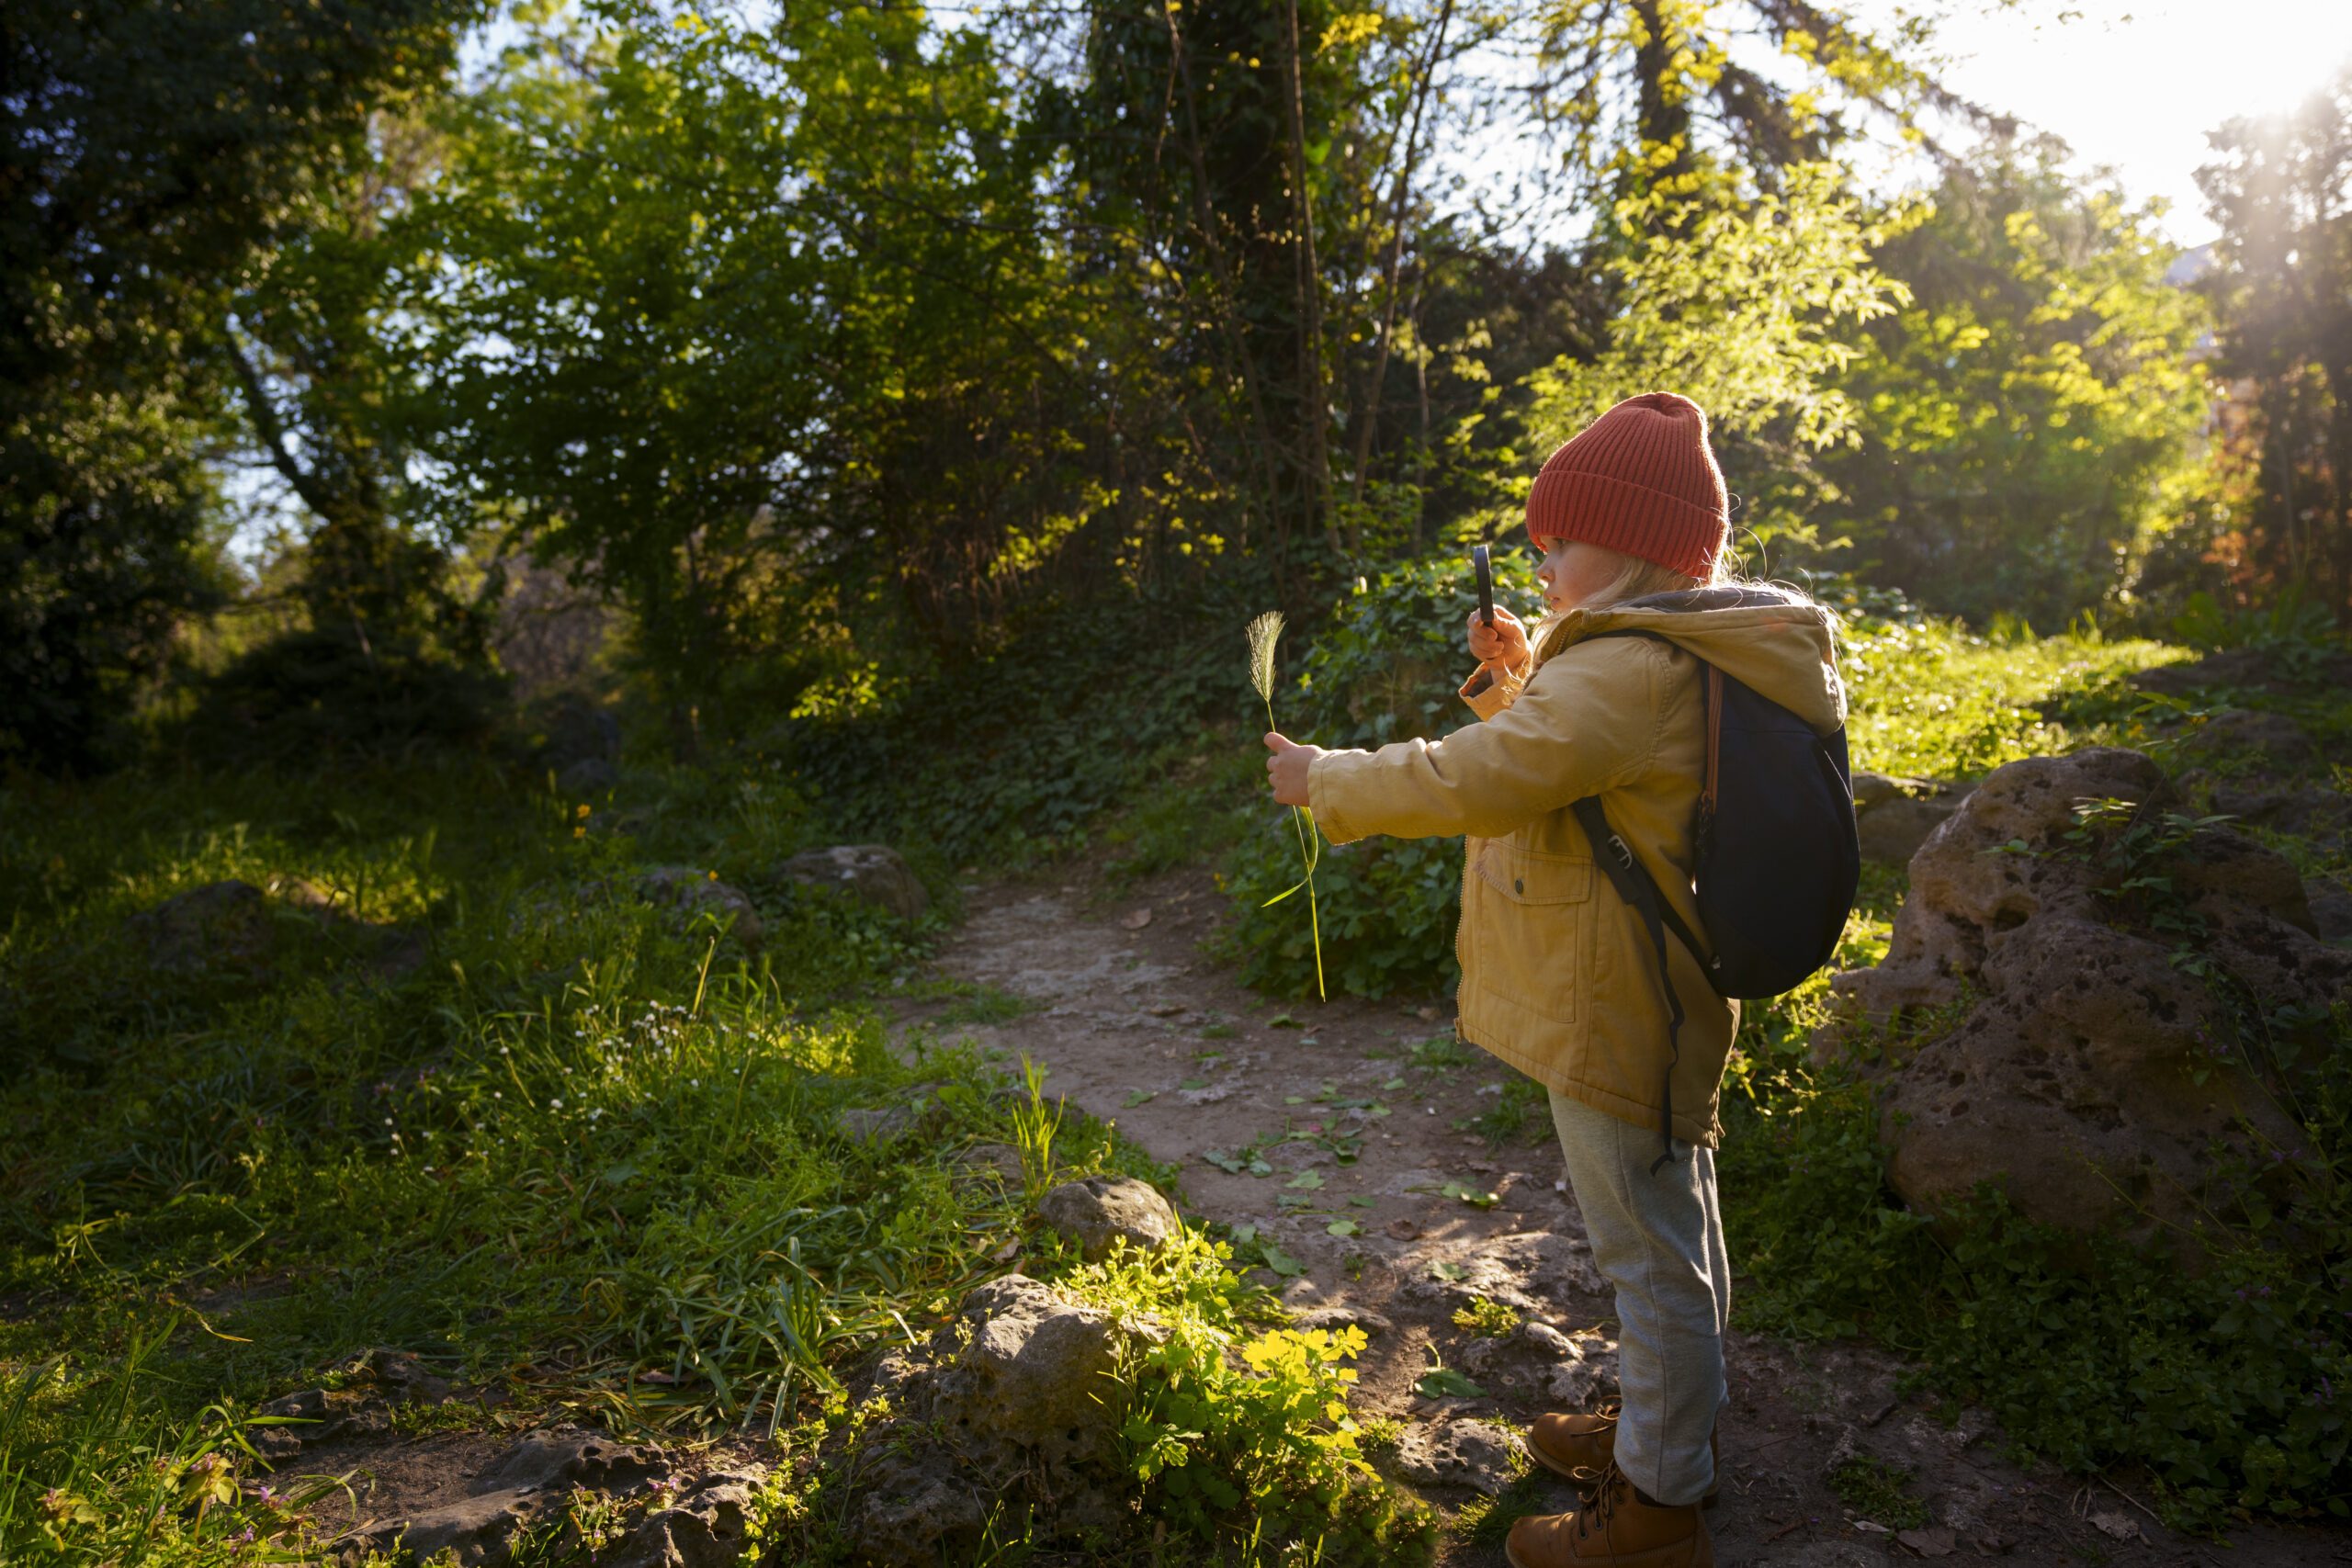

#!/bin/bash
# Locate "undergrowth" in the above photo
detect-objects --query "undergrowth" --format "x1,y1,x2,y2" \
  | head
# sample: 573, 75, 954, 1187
0, 754, 1419, 1563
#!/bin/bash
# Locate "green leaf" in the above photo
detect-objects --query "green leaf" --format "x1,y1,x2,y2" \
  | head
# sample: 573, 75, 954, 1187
1122, 1089, 1157, 1108
1414, 1368, 1485, 1398
1285, 1169, 1325, 1190
1326, 1219, 1362, 1237
1260, 1245, 1306, 1277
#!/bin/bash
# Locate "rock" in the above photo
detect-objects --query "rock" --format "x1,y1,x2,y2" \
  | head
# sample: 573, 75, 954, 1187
1823, 748, 2352, 1266
129, 880, 273, 974
1849, 772, 1972, 865
833, 1275, 1151, 1565
343, 1428, 673, 1566
339, 1346, 453, 1405
1292, 1303, 1394, 1337
468, 1428, 667, 1495
953, 1142, 1023, 1184
1389, 1418, 1524, 1495
1400, 1231, 1605, 1313
835, 1105, 916, 1145
557, 756, 619, 796
638, 868, 763, 952
843, 1455, 989, 1568
941, 1275, 1123, 1455
1036, 1175, 1181, 1261
1458, 1320, 1619, 1408
779, 844, 929, 920
2187, 708, 2315, 767
350, 1486, 553, 1567
608, 1471, 763, 1568
2211, 784, 2345, 835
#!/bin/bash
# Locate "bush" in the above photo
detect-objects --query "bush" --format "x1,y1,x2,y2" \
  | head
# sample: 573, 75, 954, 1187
1217, 554, 1491, 998
183, 623, 507, 765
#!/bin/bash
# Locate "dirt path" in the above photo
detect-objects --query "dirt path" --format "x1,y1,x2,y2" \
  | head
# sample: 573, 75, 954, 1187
913, 863, 2346, 1568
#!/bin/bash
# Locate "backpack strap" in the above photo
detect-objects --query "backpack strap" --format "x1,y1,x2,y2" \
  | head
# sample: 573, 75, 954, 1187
1572, 796, 1689, 1175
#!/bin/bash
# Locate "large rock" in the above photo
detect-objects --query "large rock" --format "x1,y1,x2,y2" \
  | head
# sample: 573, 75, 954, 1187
779, 844, 929, 920
1849, 772, 1971, 865
1823, 748, 2351, 1265
1036, 1175, 1181, 1260
638, 868, 764, 952
837, 1275, 1143, 1566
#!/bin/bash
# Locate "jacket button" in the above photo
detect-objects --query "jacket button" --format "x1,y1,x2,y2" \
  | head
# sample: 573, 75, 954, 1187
1514, 878, 1524, 895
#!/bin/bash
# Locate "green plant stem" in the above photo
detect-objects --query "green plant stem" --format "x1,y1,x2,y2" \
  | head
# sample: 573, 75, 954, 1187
1263, 694, 1326, 999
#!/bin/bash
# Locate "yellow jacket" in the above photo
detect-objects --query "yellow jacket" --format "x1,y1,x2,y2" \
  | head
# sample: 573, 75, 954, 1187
1306, 587, 1846, 1150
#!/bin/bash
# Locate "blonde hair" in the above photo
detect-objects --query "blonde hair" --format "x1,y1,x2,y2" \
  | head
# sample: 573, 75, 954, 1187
1523, 543, 1733, 660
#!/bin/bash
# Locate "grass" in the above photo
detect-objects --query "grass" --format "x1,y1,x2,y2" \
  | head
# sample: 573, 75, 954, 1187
0, 752, 1423, 1564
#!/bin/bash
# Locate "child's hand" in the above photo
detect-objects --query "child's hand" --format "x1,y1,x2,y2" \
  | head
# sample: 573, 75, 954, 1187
1264, 732, 1324, 807
1466, 606, 1531, 670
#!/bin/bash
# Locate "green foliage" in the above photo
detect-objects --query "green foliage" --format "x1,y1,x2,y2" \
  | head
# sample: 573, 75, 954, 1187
183, 624, 508, 764
1826, 1452, 1928, 1529
0, 755, 1073, 1561
0, 0, 470, 773
1523, 164, 1917, 457
1450, 1297, 1522, 1338
1064, 1235, 1436, 1562
1808, 139, 2213, 624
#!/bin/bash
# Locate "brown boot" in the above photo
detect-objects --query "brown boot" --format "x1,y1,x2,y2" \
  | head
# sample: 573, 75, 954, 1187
1524, 1404, 1720, 1508
1505, 1461, 1714, 1568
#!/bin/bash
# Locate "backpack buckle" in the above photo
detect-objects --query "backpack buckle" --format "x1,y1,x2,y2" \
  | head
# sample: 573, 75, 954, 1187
1607, 835, 1634, 872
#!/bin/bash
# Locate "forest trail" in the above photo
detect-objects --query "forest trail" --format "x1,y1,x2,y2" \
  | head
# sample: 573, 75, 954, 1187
909, 861, 2345, 1568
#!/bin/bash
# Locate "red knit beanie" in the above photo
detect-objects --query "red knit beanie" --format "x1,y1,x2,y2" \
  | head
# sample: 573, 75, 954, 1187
1525, 391, 1728, 579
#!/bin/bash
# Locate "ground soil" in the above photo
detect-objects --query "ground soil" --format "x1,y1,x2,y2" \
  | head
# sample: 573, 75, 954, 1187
911, 862, 2352, 1568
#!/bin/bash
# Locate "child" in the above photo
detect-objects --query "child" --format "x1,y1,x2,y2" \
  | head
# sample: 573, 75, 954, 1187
1263, 391, 1845, 1568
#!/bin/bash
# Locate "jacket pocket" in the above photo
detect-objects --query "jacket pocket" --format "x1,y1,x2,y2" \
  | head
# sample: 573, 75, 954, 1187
1468, 843, 1592, 1025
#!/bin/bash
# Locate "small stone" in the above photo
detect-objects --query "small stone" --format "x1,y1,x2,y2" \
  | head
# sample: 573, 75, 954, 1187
1036, 1175, 1180, 1261
1120, 908, 1153, 931
779, 844, 928, 920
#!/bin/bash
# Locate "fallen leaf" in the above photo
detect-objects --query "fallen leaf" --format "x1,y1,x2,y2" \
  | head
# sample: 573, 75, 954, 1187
1326, 1219, 1362, 1237
1267, 1012, 1303, 1028
1413, 1368, 1484, 1399
1428, 1259, 1467, 1282
1121, 907, 1153, 930
1260, 1245, 1306, 1277
991, 1238, 1020, 1262
1180, 1078, 1208, 1090
1347, 1194, 1376, 1207
638, 1369, 677, 1385
1385, 1218, 1420, 1240
1896, 1526, 1956, 1557
1442, 1179, 1499, 1210
1381, 1077, 1406, 1090
1285, 1170, 1325, 1190
1122, 1089, 1157, 1108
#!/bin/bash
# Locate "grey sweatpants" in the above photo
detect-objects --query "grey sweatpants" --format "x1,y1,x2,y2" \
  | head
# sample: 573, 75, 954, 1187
1549, 1089, 1730, 1507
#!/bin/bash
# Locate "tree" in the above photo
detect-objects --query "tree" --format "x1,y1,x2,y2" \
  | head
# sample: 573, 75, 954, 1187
2199, 63, 2352, 620
0, 0, 474, 769
1808, 139, 2211, 624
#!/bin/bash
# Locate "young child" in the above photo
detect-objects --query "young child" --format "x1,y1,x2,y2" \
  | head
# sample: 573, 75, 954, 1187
1263, 392, 1845, 1568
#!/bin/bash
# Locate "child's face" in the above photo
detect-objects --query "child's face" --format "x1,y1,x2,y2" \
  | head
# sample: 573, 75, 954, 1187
1533, 538, 1623, 614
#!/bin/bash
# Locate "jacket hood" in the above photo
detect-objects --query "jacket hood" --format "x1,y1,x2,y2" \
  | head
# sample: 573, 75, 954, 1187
1536, 583, 1847, 735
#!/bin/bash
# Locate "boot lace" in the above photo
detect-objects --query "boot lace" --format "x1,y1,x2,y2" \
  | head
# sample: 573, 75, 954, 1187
1577, 1461, 1633, 1542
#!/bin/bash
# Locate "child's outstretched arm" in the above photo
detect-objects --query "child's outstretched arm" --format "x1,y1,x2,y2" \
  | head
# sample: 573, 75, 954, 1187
1294, 636, 1666, 845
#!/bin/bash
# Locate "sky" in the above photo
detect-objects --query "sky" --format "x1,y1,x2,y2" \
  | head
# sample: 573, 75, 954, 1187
1860, 0, 2352, 247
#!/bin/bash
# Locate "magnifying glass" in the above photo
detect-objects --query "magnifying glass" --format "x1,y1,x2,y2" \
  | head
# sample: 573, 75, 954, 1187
1472, 544, 1494, 628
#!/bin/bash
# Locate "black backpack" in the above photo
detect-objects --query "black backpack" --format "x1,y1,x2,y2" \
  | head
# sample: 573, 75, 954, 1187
1568, 623, 1861, 1172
